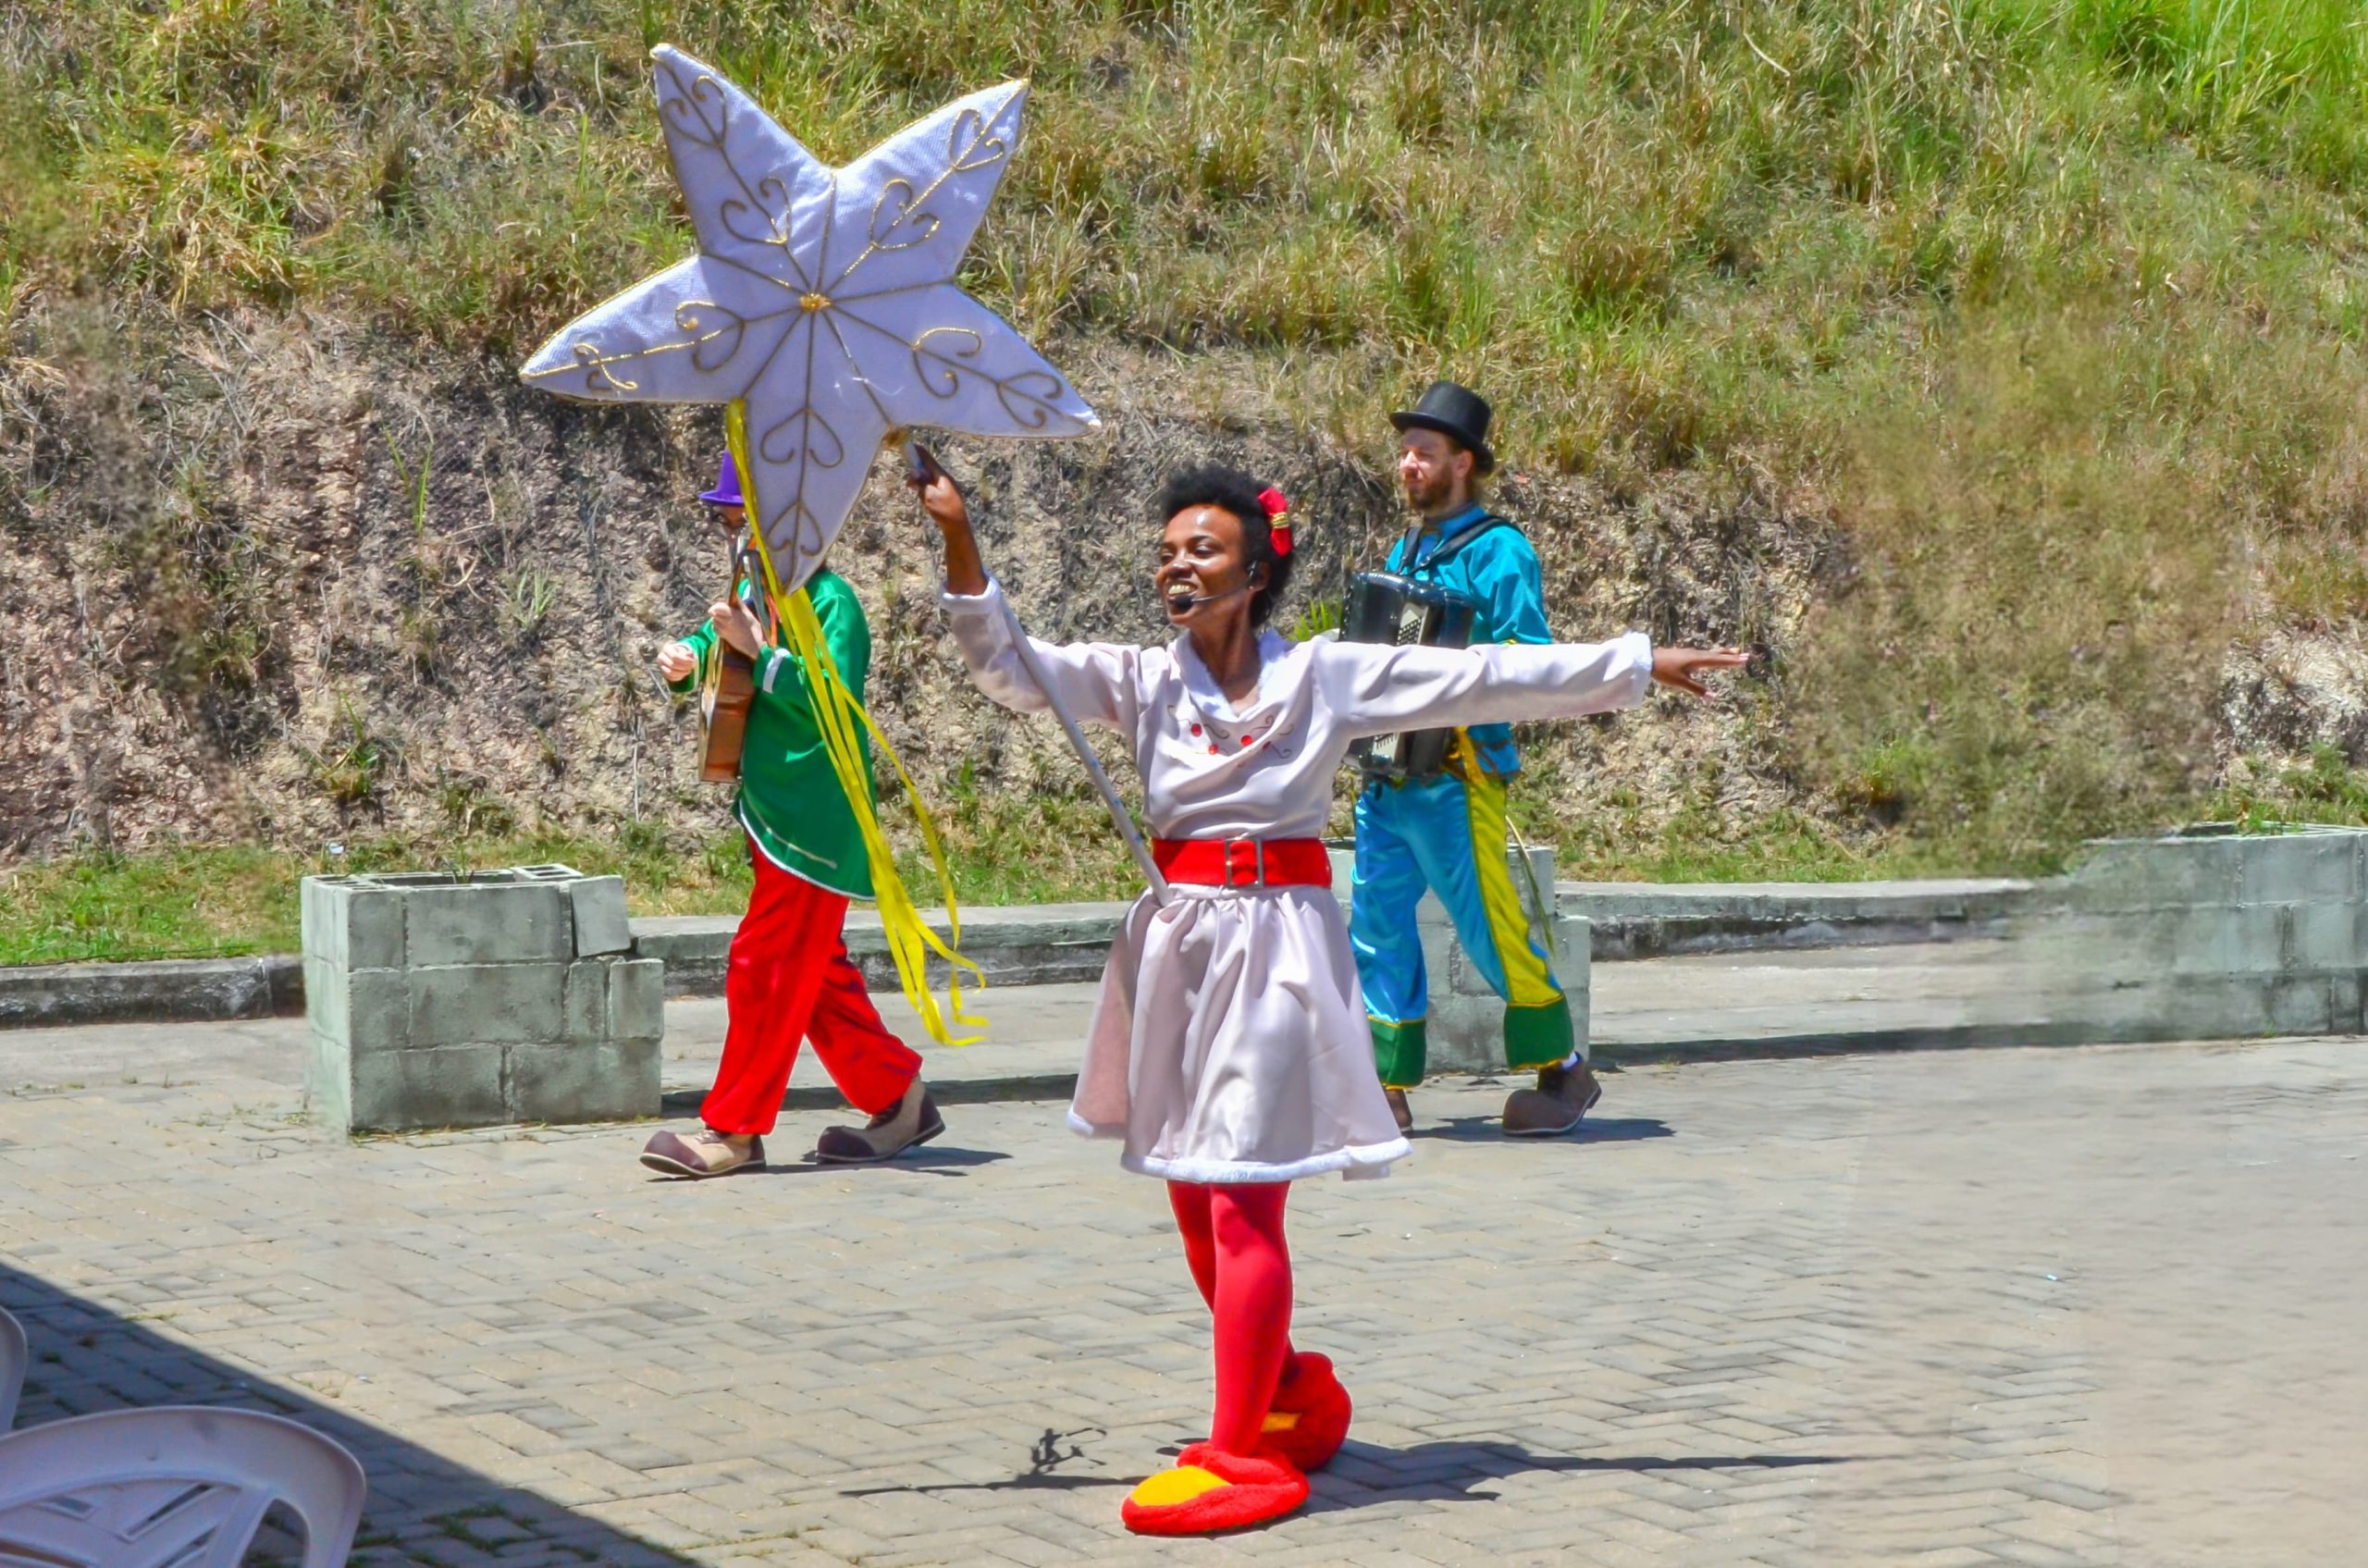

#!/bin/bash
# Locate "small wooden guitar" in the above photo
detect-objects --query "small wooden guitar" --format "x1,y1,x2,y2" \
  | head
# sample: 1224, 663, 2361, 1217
699, 539, 758, 784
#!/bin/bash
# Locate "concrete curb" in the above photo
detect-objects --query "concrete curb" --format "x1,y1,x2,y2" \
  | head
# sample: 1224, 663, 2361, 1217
0, 955, 302, 1029
1596, 1021, 2086, 1066
631, 903, 1121, 998
0, 882, 2050, 1030
1565, 879, 2031, 960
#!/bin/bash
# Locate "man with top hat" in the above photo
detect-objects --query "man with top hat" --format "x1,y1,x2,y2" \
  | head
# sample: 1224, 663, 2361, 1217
636, 452, 944, 1178
1350, 380, 1604, 1138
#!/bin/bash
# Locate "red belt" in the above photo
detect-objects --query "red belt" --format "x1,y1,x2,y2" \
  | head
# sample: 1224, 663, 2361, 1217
1153, 837, 1334, 888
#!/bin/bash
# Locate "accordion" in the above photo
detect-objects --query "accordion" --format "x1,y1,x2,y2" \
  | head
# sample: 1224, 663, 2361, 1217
1343, 571, 1481, 783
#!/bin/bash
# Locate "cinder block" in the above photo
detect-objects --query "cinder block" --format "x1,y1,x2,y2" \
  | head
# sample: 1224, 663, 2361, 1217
407, 962, 567, 1046
2328, 974, 2366, 1033
569, 875, 634, 957
1555, 914, 1592, 977
2287, 903, 2362, 972
302, 953, 343, 1043
349, 1043, 506, 1132
2069, 838, 2244, 912
2183, 980, 2276, 1040
608, 958, 665, 1043
1426, 994, 1501, 1074
312, 965, 407, 1053
355, 968, 410, 1051
509, 1038, 660, 1124
297, 861, 673, 1131
2239, 835, 2360, 906
300, 879, 344, 969
307, 1030, 353, 1134
2171, 907, 2287, 977
302, 878, 406, 970
561, 958, 610, 1041
2098, 909, 2180, 971
344, 885, 406, 970
2265, 976, 2338, 1036
403, 883, 573, 967
1448, 930, 1494, 995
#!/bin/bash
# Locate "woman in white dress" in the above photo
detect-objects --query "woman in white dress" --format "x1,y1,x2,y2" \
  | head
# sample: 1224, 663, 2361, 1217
914, 463, 1743, 1535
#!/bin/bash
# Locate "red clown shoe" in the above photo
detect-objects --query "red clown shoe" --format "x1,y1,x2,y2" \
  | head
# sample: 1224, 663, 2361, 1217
1261, 1351, 1353, 1470
1119, 1442, 1309, 1536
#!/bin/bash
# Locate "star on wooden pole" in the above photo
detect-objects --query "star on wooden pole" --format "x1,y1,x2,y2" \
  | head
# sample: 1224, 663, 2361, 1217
522, 45, 1100, 591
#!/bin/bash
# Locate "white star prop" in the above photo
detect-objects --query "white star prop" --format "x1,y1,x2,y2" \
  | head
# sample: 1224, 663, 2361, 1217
522, 45, 1100, 591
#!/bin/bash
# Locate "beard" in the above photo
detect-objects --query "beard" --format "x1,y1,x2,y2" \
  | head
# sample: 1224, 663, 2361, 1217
1403, 469, 1455, 512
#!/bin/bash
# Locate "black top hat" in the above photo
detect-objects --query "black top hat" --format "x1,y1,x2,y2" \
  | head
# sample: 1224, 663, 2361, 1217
1389, 380, 1495, 473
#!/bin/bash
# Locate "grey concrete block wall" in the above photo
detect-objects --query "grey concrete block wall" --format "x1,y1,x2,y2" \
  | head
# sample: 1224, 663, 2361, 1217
1325, 845, 1590, 1073
2029, 825, 2368, 1043
302, 865, 661, 1134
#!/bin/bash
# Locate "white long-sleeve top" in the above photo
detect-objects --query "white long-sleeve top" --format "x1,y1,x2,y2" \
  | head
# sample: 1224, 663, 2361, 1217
942, 578, 1655, 840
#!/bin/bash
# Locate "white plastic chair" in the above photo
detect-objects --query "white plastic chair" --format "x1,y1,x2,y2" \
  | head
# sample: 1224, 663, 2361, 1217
0, 1305, 23, 1430
0, 1406, 366, 1568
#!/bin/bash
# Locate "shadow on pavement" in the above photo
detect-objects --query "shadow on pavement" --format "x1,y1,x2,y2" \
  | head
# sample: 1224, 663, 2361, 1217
839, 1429, 1846, 1518
732, 1145, 1012, 1180
0, 1265, 696, 1567
1412, 1116, 1674, 1144
1310, 1438, 1846, 1512
840, 1425, 1128, 1496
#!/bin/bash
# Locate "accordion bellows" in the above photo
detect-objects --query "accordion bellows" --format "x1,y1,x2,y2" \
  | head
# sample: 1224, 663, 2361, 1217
1343, 571, 1481, 783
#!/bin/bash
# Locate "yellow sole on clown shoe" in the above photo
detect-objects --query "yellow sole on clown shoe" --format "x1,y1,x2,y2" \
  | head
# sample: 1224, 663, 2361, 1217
1119, 1441, 1309, 1536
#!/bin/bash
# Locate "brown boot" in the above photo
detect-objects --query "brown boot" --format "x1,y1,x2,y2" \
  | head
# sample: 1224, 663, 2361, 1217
813, 1080, 945, 1164
1384, 1088, 1413, 1134
1501, 1059, 1602, 1138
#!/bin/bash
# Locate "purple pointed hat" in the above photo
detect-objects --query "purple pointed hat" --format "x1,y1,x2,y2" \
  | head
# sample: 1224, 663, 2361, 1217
697, 452, 743, 507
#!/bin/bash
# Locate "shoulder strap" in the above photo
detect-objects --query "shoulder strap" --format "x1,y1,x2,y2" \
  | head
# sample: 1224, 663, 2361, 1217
1407, 513, 1518, 576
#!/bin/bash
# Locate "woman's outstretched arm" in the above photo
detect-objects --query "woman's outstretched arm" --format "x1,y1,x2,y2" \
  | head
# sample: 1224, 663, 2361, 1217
1322, 636, 1745, 737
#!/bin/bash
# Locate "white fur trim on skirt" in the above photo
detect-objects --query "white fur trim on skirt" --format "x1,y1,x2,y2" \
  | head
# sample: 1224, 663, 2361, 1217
1067, 883, 1412, 1184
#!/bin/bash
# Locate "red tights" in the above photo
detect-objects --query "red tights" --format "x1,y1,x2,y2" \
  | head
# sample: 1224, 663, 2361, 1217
1166, 1180, 1294, 1457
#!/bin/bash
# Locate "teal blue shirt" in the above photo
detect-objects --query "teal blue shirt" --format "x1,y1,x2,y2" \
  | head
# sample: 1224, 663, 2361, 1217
1384, 503, 1551, 776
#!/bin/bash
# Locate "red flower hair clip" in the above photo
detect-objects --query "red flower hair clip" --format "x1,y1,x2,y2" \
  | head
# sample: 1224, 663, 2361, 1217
1258, 487, 1293, 558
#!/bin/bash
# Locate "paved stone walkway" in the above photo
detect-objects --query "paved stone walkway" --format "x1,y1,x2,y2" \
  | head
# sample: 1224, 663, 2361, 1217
2, 999, 2363, 1566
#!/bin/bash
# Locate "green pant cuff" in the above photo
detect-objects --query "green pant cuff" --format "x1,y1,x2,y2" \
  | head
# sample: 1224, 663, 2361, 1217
1371, 1017, 1427, 1088
1503, 995, 1575, 1071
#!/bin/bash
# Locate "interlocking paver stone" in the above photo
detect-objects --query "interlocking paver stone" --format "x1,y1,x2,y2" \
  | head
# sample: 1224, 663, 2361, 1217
3, 1001, 2363, 1565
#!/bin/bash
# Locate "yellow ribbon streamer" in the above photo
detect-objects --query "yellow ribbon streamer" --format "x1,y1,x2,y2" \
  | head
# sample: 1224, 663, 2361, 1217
724, 401, 985, 1045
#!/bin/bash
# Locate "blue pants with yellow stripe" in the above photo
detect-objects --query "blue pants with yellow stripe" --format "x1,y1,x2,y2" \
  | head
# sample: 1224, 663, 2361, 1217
1350, 771, 1574, 1088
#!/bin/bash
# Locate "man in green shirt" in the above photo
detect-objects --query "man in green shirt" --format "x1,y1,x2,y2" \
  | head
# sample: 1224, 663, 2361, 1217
638, 454, 943, 1178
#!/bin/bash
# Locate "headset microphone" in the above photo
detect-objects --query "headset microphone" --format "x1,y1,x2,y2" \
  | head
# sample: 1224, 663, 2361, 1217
1165, 567, 1267, 611
1171, 583, 1251, 609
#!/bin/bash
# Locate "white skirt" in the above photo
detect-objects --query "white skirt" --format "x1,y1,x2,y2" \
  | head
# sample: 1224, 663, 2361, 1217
1067, 883, 1414, 1183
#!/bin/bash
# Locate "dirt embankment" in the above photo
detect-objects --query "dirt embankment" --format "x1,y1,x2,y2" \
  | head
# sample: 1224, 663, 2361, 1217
1, 303, 2350, 865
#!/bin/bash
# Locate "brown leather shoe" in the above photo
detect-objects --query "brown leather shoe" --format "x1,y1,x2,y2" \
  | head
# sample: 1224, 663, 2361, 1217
1501, 1059, 1603, 1138
1384, 1088, 1413, 1134
639, 1128, 765, 1178
813, 1080, 944, 1164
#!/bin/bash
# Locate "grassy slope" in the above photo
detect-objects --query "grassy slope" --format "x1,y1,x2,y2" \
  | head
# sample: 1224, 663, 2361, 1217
7, 1, 2368, 956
